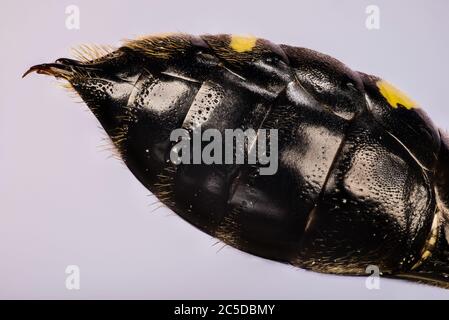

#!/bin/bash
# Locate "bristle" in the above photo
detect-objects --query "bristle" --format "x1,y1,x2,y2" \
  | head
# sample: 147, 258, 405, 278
153, 166, 177, 208
58, 81, 75, 93
71, 44, 116, 63
123, 33, 191, 59
97, 132, 124, 163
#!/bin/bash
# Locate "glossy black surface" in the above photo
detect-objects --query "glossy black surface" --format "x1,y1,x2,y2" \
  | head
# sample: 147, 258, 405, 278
25, 33, 449, 288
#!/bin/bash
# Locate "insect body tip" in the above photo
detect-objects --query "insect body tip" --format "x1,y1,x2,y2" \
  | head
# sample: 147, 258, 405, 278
23, 60, 79, 79
22, 65, 39, 78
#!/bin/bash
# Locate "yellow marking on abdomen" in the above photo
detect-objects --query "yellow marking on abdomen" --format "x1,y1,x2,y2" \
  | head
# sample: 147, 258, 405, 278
376, 80, 418, 110
229, 35, 257, 53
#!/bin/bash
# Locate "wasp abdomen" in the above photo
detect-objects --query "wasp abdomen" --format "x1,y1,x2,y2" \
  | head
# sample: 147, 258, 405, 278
25, 33, 449, 288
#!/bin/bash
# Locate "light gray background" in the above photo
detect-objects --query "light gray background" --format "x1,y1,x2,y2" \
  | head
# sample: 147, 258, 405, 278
1, 0, 449, 299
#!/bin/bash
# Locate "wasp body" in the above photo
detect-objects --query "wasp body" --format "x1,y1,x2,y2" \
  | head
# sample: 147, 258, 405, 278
24, 34, 449, 288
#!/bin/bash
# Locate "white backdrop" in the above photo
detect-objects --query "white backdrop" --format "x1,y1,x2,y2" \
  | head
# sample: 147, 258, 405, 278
1, 0, 449, 299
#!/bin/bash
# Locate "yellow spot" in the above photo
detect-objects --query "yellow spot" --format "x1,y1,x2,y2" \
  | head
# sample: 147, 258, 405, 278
376, 80, 418, 110
229, 35, 257, 53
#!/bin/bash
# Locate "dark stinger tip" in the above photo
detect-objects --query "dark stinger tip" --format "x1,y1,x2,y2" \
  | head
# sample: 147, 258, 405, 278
22, 60, 77, 79
22, 65, 42, 78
